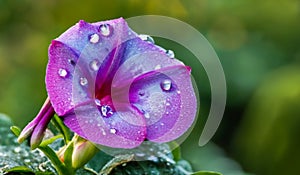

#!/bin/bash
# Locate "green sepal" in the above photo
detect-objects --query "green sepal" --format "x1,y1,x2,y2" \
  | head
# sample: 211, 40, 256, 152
64, 141, 74, 169
51, 115, 71, 144
40, 134, 64, 147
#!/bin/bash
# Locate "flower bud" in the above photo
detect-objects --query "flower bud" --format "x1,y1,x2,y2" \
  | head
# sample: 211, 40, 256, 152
18, 98, 55, 149
72, 137, 98, 169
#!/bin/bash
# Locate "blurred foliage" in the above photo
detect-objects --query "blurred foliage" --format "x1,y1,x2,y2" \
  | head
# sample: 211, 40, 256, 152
0, 0, 299, 174
233, 66, 300, 175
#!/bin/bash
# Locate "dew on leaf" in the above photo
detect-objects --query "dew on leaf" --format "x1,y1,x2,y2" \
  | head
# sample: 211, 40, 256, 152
13, 147, 21, 153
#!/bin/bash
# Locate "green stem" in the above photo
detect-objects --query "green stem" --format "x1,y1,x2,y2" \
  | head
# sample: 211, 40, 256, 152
51, 115, 71, 144
38, 145, 74, 175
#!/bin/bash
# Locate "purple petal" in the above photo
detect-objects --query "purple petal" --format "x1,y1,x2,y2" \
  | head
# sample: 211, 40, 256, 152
110, 38, 185, 88
55, 18, 137, 91
47, 41, 80, 116
46, 18, 137, 116
63, 101, 146, 148
108, 37, 196, 142
129, 65, 197, 142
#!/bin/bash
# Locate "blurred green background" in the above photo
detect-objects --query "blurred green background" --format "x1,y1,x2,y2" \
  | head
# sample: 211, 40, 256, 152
0, 0, 299, 174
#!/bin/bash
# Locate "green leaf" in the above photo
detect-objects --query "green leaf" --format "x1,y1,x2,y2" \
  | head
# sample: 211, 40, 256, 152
85, 149, 113, 172
10, 125, 21, 137
96, 142, 195, 175
5, 166, 34, 173
191, 171, 222, 175
40, 134, 64, 147
35, 171, 55, 175
0, 142, 56, 174
99, 154, 134, 175
1, 114, 60, 174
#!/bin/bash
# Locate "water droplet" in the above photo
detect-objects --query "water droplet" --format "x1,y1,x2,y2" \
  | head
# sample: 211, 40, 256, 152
80, 77, 88, 86
136, 153, 145, 157
99, 24, 111, 36
101, 128, 106, 135
138, 90, 145, 97
148, 155, 159, 162
110, 128, 117, 134
154, 65, 161, 70
101, 105, 113, 117
95, 99, 101, 106
68, 59, 76, 65
139, 34, 155, 43
166, 50, 175, 58
165, 102, 171, 106
144, 112, 150, 119
161, 79, 172, 91
160, 123, 164, 126
24, 159, 31, 163
89, 33, 100, 44
90, 59, 100, 71
58, 68, 68, 78
13, 147, 21, 153
177, 90, 181, 94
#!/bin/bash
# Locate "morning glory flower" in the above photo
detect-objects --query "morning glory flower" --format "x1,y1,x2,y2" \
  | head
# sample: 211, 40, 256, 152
19, 18, 197, 149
